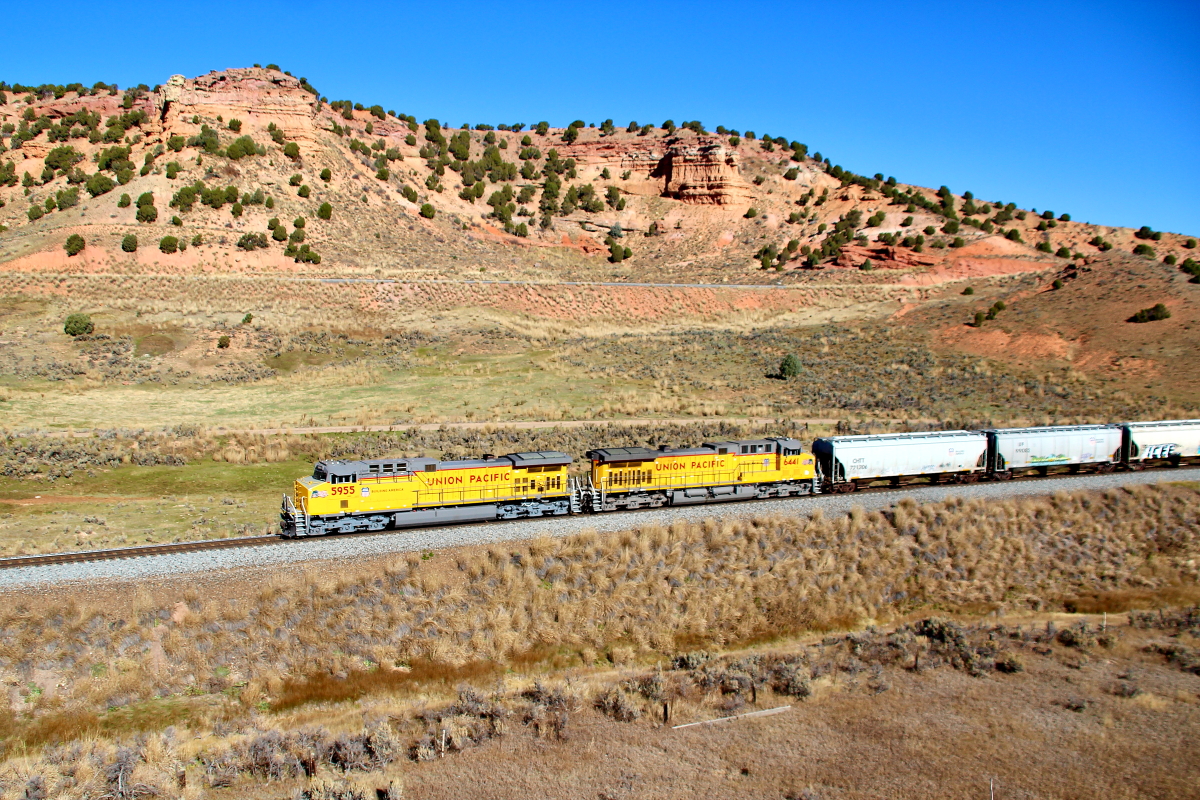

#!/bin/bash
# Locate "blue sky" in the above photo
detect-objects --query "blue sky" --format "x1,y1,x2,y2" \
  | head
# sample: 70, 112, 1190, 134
3, 0, 1196, 233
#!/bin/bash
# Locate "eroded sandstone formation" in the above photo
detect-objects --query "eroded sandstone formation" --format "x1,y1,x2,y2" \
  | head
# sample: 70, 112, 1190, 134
157, 68, 320, 145
652, 137, 754, 205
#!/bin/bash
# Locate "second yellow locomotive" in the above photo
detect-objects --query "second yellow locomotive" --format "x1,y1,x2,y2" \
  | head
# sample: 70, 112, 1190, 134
579, 436, 817, 511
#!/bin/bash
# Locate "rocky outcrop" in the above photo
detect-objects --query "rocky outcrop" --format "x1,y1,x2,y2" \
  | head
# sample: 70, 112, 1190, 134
156, 68, 320, 145
651, 136, 754, 205
835, 244, 940, 269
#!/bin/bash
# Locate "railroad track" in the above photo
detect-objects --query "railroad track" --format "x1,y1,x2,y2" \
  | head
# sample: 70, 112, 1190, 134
1, 464, 1194, 573
0, 535, 283, 570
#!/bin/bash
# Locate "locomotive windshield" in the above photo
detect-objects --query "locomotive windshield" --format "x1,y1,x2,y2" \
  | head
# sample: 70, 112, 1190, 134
312, 467, 327, 481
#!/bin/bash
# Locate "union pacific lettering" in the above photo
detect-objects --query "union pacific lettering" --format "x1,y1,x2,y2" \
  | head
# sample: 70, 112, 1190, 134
468, 471, 511, 484
425, 475, 465, 487
655, 458, 727, 471
424, 470, 511, 487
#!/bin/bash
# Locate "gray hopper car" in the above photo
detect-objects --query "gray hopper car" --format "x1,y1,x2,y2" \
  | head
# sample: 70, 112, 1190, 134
986, 424, 1123, 479
1122, 419, 1200, 467
812, 430, 988, 493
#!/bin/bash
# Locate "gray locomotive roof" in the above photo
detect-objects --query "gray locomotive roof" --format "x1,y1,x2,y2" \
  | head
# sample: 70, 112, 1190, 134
503, 451, 573, 467
587, 445, 714, 462
587, 437, 800, 463
315, 452, 569, 474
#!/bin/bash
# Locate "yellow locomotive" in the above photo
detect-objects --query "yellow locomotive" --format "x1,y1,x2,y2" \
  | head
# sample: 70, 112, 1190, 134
281, 436, 817, 537
579, 436, 817, 511
281, 451, 572, 537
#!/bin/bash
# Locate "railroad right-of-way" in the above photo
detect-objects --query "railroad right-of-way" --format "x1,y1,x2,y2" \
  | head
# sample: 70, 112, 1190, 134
0, 467, 1195, 590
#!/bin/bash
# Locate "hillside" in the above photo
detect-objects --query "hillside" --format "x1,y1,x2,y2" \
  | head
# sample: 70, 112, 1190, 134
0, 66, 1197, 429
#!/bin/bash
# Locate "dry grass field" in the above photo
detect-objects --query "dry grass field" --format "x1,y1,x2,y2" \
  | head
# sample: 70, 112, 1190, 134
0, 484, 1197, 797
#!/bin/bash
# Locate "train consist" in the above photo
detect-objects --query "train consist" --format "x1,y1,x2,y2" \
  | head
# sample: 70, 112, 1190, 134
280, 420, 1200, 537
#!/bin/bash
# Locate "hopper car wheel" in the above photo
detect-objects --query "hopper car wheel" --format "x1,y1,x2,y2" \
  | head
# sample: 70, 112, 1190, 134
994, 471, 1013, 481
1096, 463, 1115, 474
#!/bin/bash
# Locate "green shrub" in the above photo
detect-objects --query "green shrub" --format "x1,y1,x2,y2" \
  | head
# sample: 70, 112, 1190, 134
745, 207, 757, 219
225, 136, 261, 160
272, 225, 288, 241
237, 232, 268, 251
376, 167, 389, 180
85, 172, 115, 197
265, 196, 274, 209
1185, 239, 1197, 249
973, 311, 985, 327
159, 235, 178, 254
401, 186, 417, 204
228, 118, 242, 132
1055, 246, 1071, 258
1036, 241, 1052, 252
320, 168, 331, 182
419, 203, 436, 219
1052, 278, 1064, 289
1133, 243, 1155, 257
294, 216, 306, 228
121, 234, 137, 252
1005, 229, 1023, 243
242, 313, 253, 324
289, 174, 302, 186
283, 142, 300, 159
317, 202, 332, 220
63, 234, 85, 256
1129, 303, 1170, 323
64, 313, 93, 337
45, 145, 83, 172
780, 354, 802, 378
231, 203, 243, 218
859, 259, 873, 271
27, 205, 44, 221
900, 216, 913, 227
951, 237, 965, 248
191, 234, 202, 247
297, 184, 310, 197
217, 335, 230, 349
941, 220, 959, 234
136, 204, 157, 223
117, 193, 131, 208
962, 287, 974, 295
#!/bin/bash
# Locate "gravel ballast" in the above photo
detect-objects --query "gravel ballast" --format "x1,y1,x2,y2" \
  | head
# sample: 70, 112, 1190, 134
2, 467, 1196, 589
